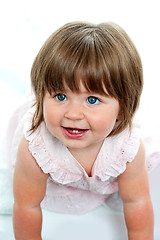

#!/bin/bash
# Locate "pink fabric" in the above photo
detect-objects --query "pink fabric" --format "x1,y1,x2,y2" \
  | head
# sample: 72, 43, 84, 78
4, 96, 160, 214
23, 106, 140, 214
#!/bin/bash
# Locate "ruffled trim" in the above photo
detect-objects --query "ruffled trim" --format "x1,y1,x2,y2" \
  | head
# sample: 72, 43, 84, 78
24, 112, 52, 175
24, 109, 83, 184
24, 108, 141, 185
143, 136, 160, 172
94, 121, 141, 181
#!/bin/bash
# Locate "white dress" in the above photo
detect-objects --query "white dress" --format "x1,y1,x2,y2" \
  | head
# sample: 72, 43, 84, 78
3, 94, 160, 214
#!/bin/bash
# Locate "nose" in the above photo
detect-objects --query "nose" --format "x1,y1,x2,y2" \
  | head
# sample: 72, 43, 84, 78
64, 103, 84, 120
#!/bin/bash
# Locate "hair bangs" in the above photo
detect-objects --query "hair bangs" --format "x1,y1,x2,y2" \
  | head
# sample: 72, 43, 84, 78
44, 31, 115, 97
30, 21, 143, 135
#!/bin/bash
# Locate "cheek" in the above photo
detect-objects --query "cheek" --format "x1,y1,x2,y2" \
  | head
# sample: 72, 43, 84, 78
97, 117, 117, 131
89, 108, 119, 131
43, 104, 55, 125
43, 104, 64, 129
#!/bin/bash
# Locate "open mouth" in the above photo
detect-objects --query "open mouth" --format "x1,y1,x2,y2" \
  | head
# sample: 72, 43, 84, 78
62, 127, 89, 139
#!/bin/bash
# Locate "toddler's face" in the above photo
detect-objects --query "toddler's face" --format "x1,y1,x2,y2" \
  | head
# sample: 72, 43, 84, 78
43, 82, 120, 154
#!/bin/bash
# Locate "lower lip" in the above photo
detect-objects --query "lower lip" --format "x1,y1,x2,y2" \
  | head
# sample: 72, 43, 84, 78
62, 127, 88, 139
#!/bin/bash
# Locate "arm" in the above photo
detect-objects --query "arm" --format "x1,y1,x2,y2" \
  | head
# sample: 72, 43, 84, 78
13, 136, 49, 240
118, 140, 154, 240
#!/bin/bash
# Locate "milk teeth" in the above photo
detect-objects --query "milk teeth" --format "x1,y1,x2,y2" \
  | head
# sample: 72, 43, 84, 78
73, 130, 79, 133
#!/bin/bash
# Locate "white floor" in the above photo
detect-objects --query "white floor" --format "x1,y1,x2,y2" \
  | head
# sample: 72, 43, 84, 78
0, 166, 160, 240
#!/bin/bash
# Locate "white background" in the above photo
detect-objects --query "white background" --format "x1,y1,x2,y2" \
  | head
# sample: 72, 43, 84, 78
0, 1, 160, 239
0, 0, 160, 137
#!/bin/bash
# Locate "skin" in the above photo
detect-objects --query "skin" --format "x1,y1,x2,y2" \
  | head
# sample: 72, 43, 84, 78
118, 140, 154, 239
43, 83, 120, 175
13, 83, 154, 239
13, 136, 48, 240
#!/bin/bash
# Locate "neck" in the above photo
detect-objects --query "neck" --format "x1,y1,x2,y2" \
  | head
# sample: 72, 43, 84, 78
67, 141, 104, 177
68, 141, 103, 160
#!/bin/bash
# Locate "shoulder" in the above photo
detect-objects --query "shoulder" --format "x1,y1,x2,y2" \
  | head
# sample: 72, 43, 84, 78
117, 138, 152, 206
118, 139, 149, 201
108, 120, 141, 165
115, 119, 141, 164
119, 139, 146, 180
16, 136, 49, 180
14, 136, 49, 206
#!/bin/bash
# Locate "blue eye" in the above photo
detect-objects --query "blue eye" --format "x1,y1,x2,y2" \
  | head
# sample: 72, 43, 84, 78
56, 94, 67, 101
87, 96, 100, 105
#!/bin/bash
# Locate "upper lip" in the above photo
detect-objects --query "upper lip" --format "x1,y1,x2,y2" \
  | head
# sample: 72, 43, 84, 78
62, 126, 88, 130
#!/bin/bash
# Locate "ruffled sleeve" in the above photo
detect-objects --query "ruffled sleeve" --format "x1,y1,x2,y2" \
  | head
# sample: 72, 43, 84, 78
23, 108, 83, 184
23, 107, 53, 175
23, 107, 51, 175
94, 120, 141, 181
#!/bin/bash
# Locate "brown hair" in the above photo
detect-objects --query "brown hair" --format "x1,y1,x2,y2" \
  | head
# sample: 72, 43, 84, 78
30, 21, 143, 136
